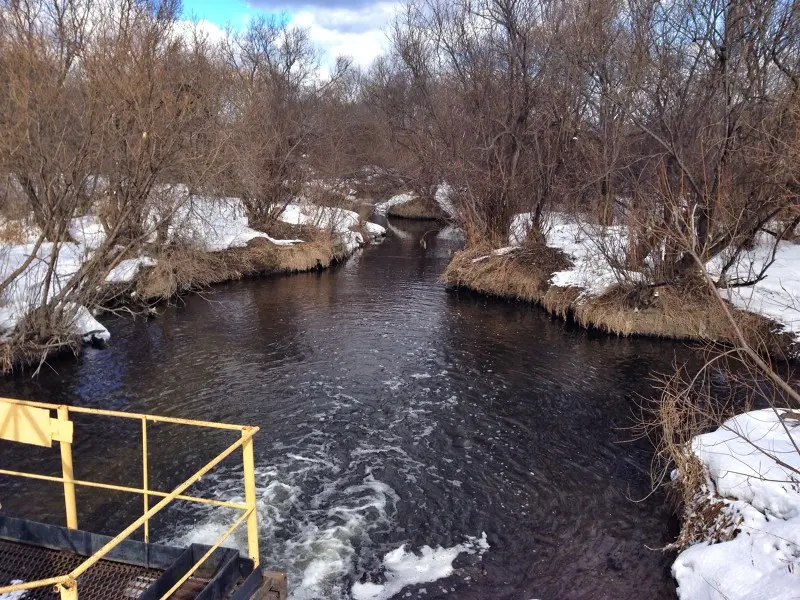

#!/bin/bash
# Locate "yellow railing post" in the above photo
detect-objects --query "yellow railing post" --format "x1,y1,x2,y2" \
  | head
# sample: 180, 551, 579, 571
0, 397, 264, 597
58, 578, 78, 600
141, 418, 149, 543
241, 427, 259, 566
58, 406, 78, 530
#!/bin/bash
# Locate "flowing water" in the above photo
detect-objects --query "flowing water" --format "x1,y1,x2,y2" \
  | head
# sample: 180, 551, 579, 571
0, 219, 687, 599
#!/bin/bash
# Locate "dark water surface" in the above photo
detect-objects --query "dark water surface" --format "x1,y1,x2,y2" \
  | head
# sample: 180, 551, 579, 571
0, 219, 685, 599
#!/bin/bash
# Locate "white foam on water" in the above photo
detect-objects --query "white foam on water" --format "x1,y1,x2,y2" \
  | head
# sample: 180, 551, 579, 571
167, 374, 470, 600
351, 533, 490, 600
169, 456, 403, 600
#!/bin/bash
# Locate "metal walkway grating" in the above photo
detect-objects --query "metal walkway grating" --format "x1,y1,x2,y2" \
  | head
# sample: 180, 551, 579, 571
0, 539, 162, 600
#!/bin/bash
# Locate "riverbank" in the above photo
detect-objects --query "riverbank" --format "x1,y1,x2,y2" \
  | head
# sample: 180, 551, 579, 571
672, 409, 800, 599
442, 216, 798, 355
135, 236, 347, 301
134, 198, 386, 301
0, 196, 386, 371
443, 248, 787, 351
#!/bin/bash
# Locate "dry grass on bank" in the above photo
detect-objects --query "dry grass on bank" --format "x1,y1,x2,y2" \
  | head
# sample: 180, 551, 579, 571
443, 246, 793, 353
577, 282, 789, 353
138, 237, 341, 302
0, 322, 81, 374
442, 246, 580, 317
387, 197, 445, 220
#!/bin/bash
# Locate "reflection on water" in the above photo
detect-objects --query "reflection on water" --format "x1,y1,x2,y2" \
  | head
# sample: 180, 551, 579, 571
0, 218, 683, 599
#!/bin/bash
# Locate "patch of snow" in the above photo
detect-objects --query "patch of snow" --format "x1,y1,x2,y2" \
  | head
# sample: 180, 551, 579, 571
673, 409, 800, 600
170, 197, 303, 252
515, 214, 800, 338
351, 533, 489, 600
510, 214, 632, 297
547, 218, 633, 296
692, 410, 800, 520
277, 203, 384, 254
0, 580, 27, 600
68, 216, 106, 250
364, 221, 387, 238
375, 193, 415, 216
0, 242, 98, 340
105, 257, 158, 284
71, 305, 110, 343
341, 231, 365, 255
434, 184, 457, 219
436, 225, 465, 242
710, 235, 800, 340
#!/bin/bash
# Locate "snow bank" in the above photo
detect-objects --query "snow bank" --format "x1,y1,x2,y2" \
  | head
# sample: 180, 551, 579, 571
0, 213, 161, 343
511, 213, 635, 297
509, 213, 800, 339
168, 196, 385, 254
710, 236, 800, 340
277, 203, 385, 254
105, 257, 158, 284
673, 410, 800, 600
375, 193, 414, 216
0, 195, 386, 347
351, 533, 489, 600
71, 305, 110, 343
434, 183, 457, 219
68, 216, 105, 250
170, 197, 303, 252
0, 241, 110, 342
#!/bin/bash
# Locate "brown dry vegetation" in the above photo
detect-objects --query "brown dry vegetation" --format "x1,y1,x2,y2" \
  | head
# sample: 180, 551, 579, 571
137, 238, 342, 302
387, 197, 445, 220
443, 247, 793, 353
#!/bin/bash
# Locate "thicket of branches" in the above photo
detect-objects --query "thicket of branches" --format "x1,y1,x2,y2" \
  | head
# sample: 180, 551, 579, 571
0, 0, 385, 366
373, 0, 800, 270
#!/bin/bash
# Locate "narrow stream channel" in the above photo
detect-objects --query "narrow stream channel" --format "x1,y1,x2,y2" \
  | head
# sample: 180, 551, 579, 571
0, 218, 688, 599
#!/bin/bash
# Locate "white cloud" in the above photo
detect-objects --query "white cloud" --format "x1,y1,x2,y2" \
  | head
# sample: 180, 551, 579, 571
174, 18, 228, 46
287, 2, 399, 70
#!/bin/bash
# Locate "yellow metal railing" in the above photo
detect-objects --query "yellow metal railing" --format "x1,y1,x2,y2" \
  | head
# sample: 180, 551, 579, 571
0, 397, 261, 600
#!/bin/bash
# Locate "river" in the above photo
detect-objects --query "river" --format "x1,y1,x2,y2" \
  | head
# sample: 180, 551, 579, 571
0, 218, 686, 599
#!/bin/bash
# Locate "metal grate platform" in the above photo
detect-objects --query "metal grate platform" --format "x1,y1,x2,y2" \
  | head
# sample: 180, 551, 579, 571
0, 539, 162, 600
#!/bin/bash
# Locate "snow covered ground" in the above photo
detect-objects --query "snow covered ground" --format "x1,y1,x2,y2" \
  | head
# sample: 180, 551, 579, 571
170, 197, 305, 251
0, 239, 111, 343
509, 213, 800, 340
673, 410, 800, 600
0, 580, 26, 600
709, 235, 800, 341
277, 203, 385, 253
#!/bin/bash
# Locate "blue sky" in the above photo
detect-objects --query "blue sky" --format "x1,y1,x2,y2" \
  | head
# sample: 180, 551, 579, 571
180, 0, 397, 69
181, 0, 278, 29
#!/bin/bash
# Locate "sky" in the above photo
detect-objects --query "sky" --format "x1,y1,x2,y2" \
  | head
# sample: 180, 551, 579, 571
181, 0, 399, 70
